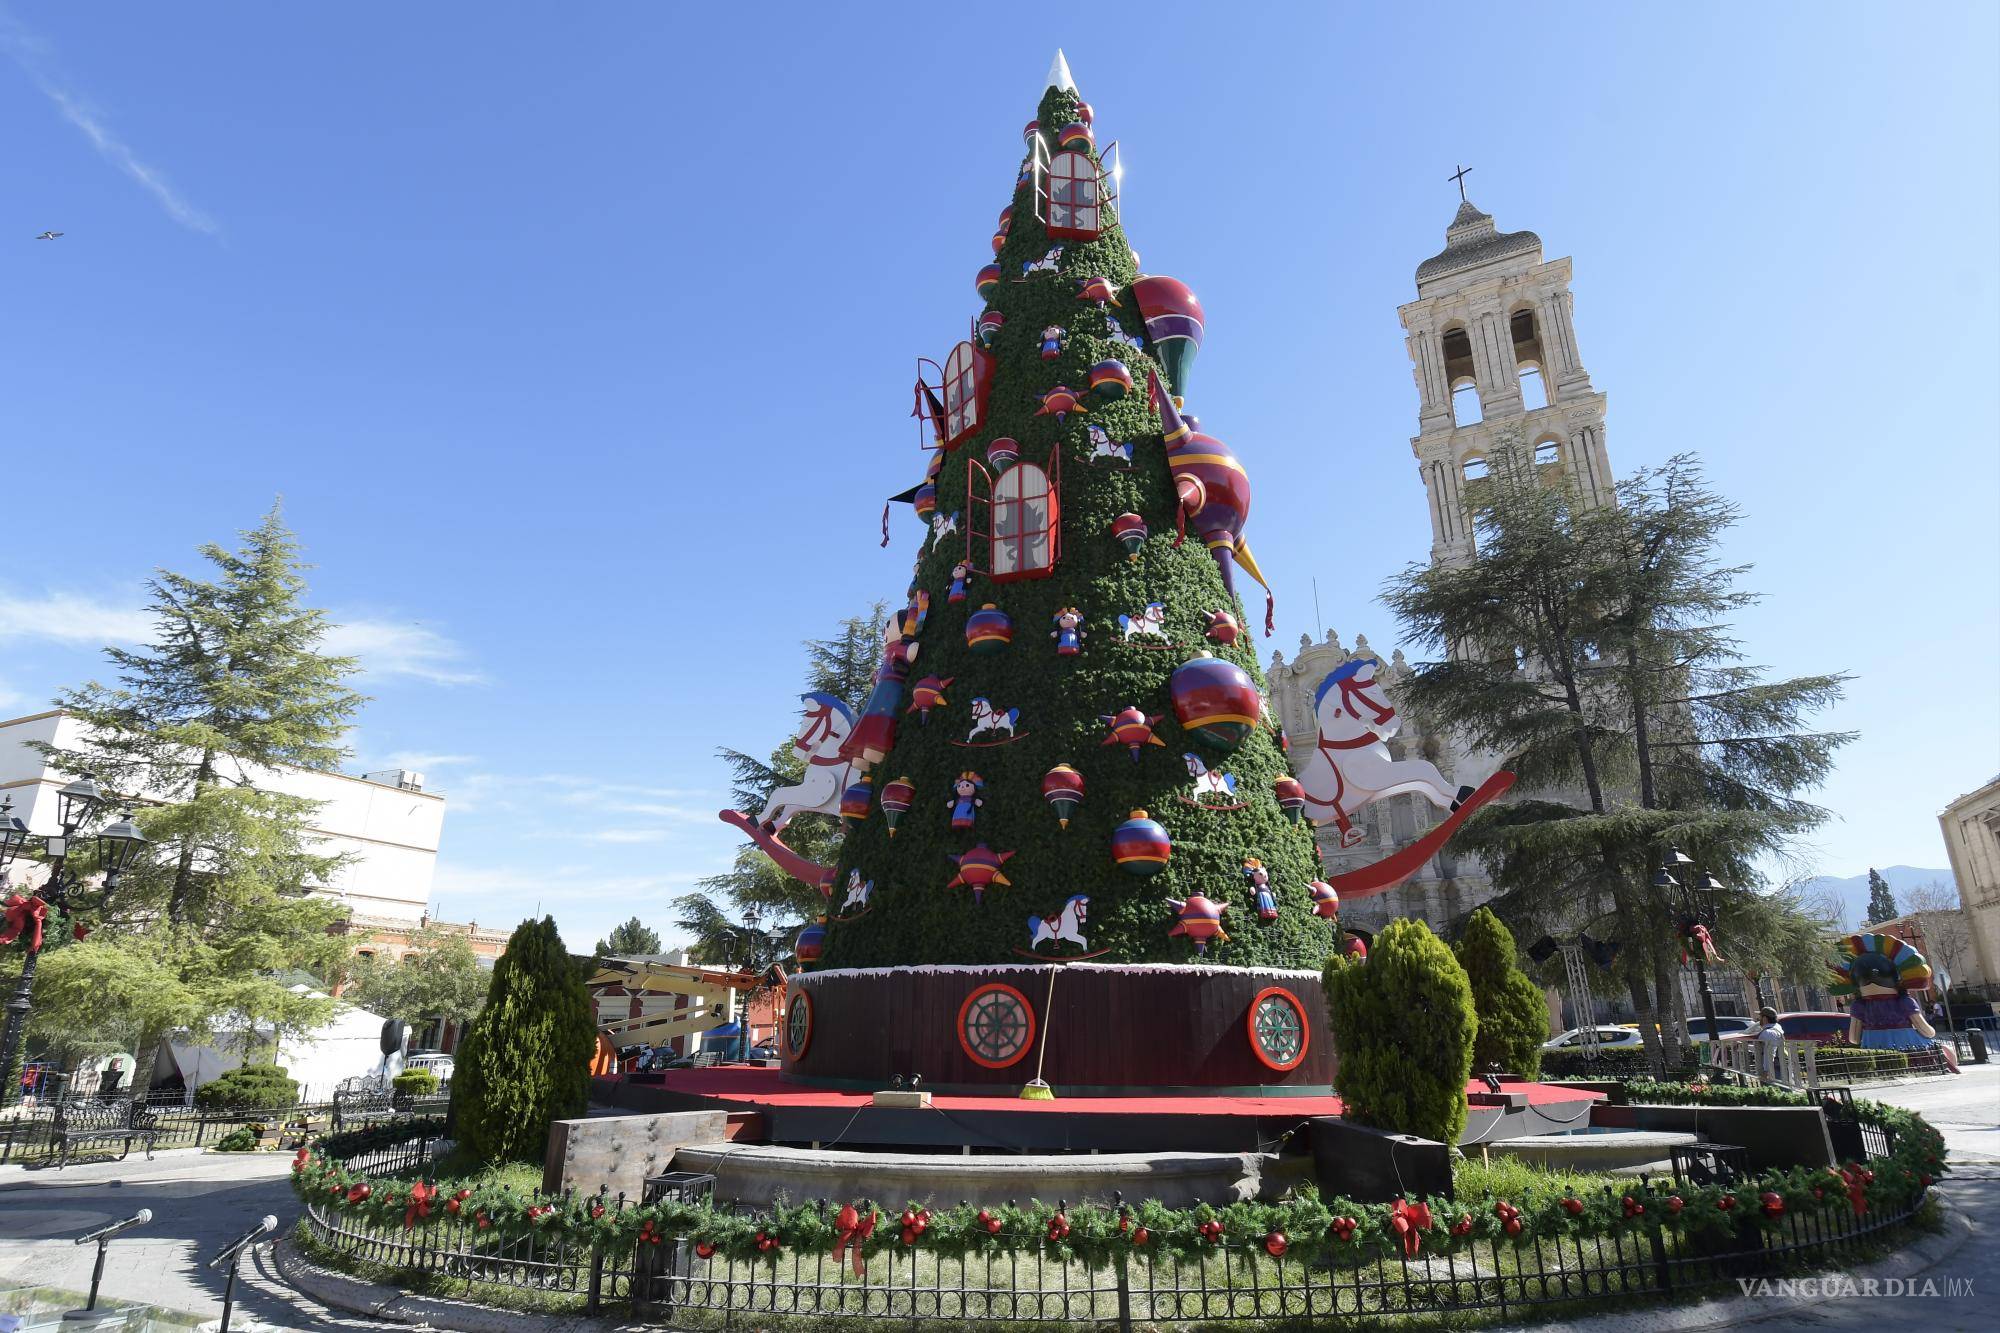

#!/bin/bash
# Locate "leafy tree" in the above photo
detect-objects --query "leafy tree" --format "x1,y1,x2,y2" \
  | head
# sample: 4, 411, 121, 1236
343, 923, 487, 1031
1324, 919, 1477, 1144
669, 896, 790, 976
23, 505, 365, 1093
1453, 907, 1550, 1078
594, 916, 663, 958
1865, 868, 1899, 924
450, 917, 595, 1162
1383, 447, 1851, 1071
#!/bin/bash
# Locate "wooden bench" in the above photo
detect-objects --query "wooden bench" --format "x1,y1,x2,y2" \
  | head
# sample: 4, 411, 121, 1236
52, 1099, 159, 1168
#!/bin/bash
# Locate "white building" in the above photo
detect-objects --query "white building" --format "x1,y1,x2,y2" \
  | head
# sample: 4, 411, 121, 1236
0, 710, 445, 926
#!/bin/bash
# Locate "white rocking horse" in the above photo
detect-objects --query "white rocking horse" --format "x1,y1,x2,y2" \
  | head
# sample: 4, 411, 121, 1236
1027, 895, 1089, 951
755, 692, 859, 834
1295, 658, 1474, 848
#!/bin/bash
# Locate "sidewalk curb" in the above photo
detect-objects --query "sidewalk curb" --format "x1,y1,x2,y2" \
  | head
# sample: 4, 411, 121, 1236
273, 1239, 626, 1331
1545, 1190, 1974, 1332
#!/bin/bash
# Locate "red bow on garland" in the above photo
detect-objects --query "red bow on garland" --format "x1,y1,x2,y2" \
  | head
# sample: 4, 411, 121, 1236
1678, 920, 1723, 965
831, 1204, 877, 1275
404, 1180, 437, 1230
1838, 1165, 1871, 1218
0, 894, 49, 951
1389, 1198, 1433, 1258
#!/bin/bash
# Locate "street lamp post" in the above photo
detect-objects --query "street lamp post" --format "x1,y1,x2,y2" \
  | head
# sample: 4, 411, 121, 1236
1657, 849, 1726, 1049
0, 776, 149, 1105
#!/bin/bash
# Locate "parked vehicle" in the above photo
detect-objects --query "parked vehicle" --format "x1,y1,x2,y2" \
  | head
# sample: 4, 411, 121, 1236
746, 1044, 779, 1062
1542, 1026, 1647, 1052
1772, 1011, 1853, 1046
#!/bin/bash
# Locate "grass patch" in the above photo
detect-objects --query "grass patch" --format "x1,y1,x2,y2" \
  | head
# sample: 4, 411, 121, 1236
1453, 1153, 1627, 1204
407, 1145, 544, 1193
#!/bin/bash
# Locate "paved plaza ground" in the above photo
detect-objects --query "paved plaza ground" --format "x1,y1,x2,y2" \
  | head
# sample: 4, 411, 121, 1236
0, 1067, 1993, 1330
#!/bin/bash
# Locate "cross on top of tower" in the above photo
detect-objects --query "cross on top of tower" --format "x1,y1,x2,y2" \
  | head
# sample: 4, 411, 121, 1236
1448, 164, 1473, 201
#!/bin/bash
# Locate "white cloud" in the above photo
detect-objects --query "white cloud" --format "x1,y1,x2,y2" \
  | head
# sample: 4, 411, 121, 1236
0, 589, 151, 645
324, 620, 484, 686
0, 17, 218, 236
375, 751, 479, 773
587, 828, 671, 845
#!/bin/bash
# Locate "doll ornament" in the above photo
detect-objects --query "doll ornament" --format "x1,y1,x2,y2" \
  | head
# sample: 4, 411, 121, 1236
946, 772, 985, 831
1051, 607, 1086, 657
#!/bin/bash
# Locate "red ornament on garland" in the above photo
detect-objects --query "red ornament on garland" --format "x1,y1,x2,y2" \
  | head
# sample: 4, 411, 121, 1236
1264, 1230, 1288, 1257
695, 1240, 715, 1259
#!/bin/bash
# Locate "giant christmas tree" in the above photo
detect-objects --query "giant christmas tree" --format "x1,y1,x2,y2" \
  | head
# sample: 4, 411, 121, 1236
742, 61, 1331, 973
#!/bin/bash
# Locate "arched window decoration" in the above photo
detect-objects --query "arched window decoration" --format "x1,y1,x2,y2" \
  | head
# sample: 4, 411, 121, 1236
1461, 455, 1488, 482
1519, 365, 1549, 411
940, 341, 993, 448
1451, 380, 1483, 426
1534, 438, 1561, 467
969, 454, 1060, 581
1043, 150, 1102, 240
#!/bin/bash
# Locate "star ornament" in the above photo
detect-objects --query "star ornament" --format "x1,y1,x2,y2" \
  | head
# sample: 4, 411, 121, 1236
946, 843, 1015, 903
1101, 706, 1166, 760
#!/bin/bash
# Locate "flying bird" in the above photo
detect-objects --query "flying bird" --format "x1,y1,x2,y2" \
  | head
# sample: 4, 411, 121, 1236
35, 231, 63, 241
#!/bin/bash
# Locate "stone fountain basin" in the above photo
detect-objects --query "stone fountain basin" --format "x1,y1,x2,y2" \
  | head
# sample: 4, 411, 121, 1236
1487, 1129, 1700, 1174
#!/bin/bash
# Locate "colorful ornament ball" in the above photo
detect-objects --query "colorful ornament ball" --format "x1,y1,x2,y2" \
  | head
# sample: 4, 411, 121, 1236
1169, 654, 1262, 756
795, 922, 828, 965
1111, 511, 1149, 560
1112, 809, 1172, 876
965, 604, 1014, 656
1088, 359, 1133, 403
977, 263, 1002, 299
986, 437, 1020, 471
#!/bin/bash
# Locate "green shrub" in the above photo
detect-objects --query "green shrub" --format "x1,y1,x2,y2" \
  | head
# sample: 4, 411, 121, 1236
450, 917, 594, 1162
194, 1064, 300, 1111
1453, 907, 1550, 1078
214, 1124, 265, 1152
393, 1068, 440, 1098
1323, 918, 1476, 1145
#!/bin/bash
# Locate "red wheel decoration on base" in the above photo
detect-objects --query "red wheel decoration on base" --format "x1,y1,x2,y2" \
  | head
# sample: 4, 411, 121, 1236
956, 983, 1036, 1070
1246, 987, 1309, 1072
786, 991, 814, 1060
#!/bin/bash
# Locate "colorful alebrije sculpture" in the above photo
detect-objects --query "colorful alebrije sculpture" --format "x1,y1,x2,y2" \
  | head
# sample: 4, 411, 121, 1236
1129, 275, 1205, 398
977, 263, 1002, 299
1166, 894, 1229, 954
1112, 810, 1172, 876
1101, 706, 1166, 760
1041, 764, 1084, 829
965, 604, 1013, 655
840, 775, 874, 832
878, 776, 915, 837
1111, 512, 1148, 560
1828, 932, 1933, 998
1170, 653, 1262, 756
1088, 358, 1133, 403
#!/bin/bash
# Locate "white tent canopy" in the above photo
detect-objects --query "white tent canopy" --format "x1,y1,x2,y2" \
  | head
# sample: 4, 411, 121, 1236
159, 985, 397, 1099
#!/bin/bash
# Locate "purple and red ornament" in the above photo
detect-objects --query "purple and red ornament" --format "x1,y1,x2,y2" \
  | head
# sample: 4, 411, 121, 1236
1204, 609, 1242, 646
1129, 276, 1205, 398
1166, 895, 1230, 954
1041, 765, 1084, 830
965, 604, 1013, 656
1058, 121, 1094, 152
1036, 385, 1084, 423
1112, 810, 1172, 876
879, 776, 915, 838
795, 921, 828, 966
1169, 653, 1263, 756
840, 775, 874, 832
977, 263, 1002, 300
976, 309, 1006, 350
1088, 359, 1132, 404
907, 675, 952, 722
1077, 275, 1119, 306
985, 437, 1019, 472
1112, 512, 1148, 561
947, 843, 1015, 904
1100, 706, 1166, 760
1274, 776, 1307, 824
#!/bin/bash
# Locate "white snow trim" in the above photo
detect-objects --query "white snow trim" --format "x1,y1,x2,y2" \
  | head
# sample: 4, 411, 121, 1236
799, 963, 1323, 983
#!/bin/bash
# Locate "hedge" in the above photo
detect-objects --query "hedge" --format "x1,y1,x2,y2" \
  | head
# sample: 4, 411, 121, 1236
1324, 919, 1477, 1145
194, 1064, 299, 1111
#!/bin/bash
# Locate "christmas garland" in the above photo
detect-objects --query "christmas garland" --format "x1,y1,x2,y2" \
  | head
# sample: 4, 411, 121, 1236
296, 1092, 1945, 1269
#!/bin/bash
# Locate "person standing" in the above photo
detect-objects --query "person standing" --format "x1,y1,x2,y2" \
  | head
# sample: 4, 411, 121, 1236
1754, 1006, 1785, 1082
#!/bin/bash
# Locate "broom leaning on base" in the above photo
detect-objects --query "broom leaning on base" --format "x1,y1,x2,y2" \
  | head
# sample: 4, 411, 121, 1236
1020, 965, 1060, 1100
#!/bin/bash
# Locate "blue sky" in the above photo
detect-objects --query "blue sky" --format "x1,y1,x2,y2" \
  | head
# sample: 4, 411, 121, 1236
3, 3, 1994, 952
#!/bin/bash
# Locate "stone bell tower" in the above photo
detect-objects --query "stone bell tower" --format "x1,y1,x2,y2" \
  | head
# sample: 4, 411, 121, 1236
1399, 194, 1612, 564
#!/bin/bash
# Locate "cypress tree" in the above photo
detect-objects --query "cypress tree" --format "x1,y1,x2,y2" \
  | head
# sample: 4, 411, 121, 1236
1323, 919, 1476, 1145
818, 74, 1326, 969
1453, 907, 1550, 1078
1865, 868, 1899, 924
451, 917, 595, 1163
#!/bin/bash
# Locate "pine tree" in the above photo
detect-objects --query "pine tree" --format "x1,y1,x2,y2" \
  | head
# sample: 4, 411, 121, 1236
1383, 447, 1851, 1068
816, 77, 1327, 969
594, 917, 663, 958
26, 505, 366, 1092
450, 917, 594, 1162
1865, 868, 1899, 924
1453, 907, 1549, 1078
1323, 919, 1476, 1144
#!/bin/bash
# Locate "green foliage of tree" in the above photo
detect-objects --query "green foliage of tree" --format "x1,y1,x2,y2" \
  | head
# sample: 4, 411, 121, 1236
670, 896, 789, 976
194, 1062, 300, 1111
1453, 907, 1550, 1078
1323, 919, 1477, 1144
1865, 868, 1899, 924
820, 84, 1328, 968
393, 1067, 441, 1098
450, 917, 594, 1163
344, 924, 487, 1029
22, 505, 366, 1092
594, 917, 663, 958
1382, 447, 1851, 1068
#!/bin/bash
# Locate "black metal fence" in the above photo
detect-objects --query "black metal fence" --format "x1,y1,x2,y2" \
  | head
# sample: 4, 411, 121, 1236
0, 1092, 450, 1167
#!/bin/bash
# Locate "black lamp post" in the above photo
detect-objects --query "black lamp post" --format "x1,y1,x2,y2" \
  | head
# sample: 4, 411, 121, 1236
1657, 849, 1725, 1049
0, 776, 149, 1105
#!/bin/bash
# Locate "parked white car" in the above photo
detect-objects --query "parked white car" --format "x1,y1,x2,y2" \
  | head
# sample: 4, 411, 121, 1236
1541, 1026, 1647, 1052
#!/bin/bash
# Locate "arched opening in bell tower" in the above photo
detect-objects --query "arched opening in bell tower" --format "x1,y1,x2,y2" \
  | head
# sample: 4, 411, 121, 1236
1511, 307, 1550, 410
1440, 325, 1482, 425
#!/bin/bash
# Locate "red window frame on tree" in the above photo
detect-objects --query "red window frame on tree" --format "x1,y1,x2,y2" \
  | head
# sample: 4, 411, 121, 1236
1042, 149, 1102, 241
966, 445, 1061, 581
939, 341, 993, 449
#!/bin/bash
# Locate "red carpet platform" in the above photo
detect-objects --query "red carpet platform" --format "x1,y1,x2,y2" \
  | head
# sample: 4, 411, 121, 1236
590, 1067, 1601, 1153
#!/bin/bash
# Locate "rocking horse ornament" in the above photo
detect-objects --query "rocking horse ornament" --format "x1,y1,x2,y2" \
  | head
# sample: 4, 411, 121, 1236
1297, 656, 1516, 900
754, 693, 858, 834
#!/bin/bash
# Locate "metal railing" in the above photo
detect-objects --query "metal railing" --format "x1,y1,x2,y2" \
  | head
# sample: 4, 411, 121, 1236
0, 1092, 449, 1166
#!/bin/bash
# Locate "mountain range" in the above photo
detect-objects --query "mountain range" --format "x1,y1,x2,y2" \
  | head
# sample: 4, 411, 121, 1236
1793, 865, 1956, 931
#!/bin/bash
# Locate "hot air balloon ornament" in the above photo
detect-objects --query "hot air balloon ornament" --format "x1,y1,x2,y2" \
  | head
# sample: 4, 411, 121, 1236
976, 309, 1006, 350
1111, 512, 1148, 561
977, 263, 1002, 300
965, 604, 1013, 656
991, 205, 1013, 256
1050, 607, 1086, 657
1204, 609, 1242, 646
946, 772, 985, 831
840, 775, 874, 832
1087, 424, 1133, 468
1170, 653, 1263, 757
1309, 880, 1340, 919
985, 437, 1019, 472
1101, 706, 1166, 761
1077, 275, 1119, 307
1040, 326, 1066, 360
879, 776, 916, 838
1166, 895, 1230, 955
1058, 121, 1094, 152
947, 843, 1015, 905
913, 483, 937, 526
795, 920, 828, 966
1128, 275, 1205, 399
1022, 119, 1040, 145
1275, 776, 1307, 825
1041, 764, 1085, 830
1150, 373, 1273, 627
1036, 384, 1084, 423
1111, 810, 1172, 877
1088, 358, 1133, 404
1074, 99, 1094, 125
908, 675, 953, 723
1244, 859, 1279, 922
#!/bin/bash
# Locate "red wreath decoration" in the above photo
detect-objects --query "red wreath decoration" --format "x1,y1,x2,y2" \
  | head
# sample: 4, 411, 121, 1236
0, 894, 49, 951
1389, 1198, 1432, 1257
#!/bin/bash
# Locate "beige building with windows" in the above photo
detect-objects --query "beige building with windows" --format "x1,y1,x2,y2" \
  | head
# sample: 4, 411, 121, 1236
1939, 775, 2000, 999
